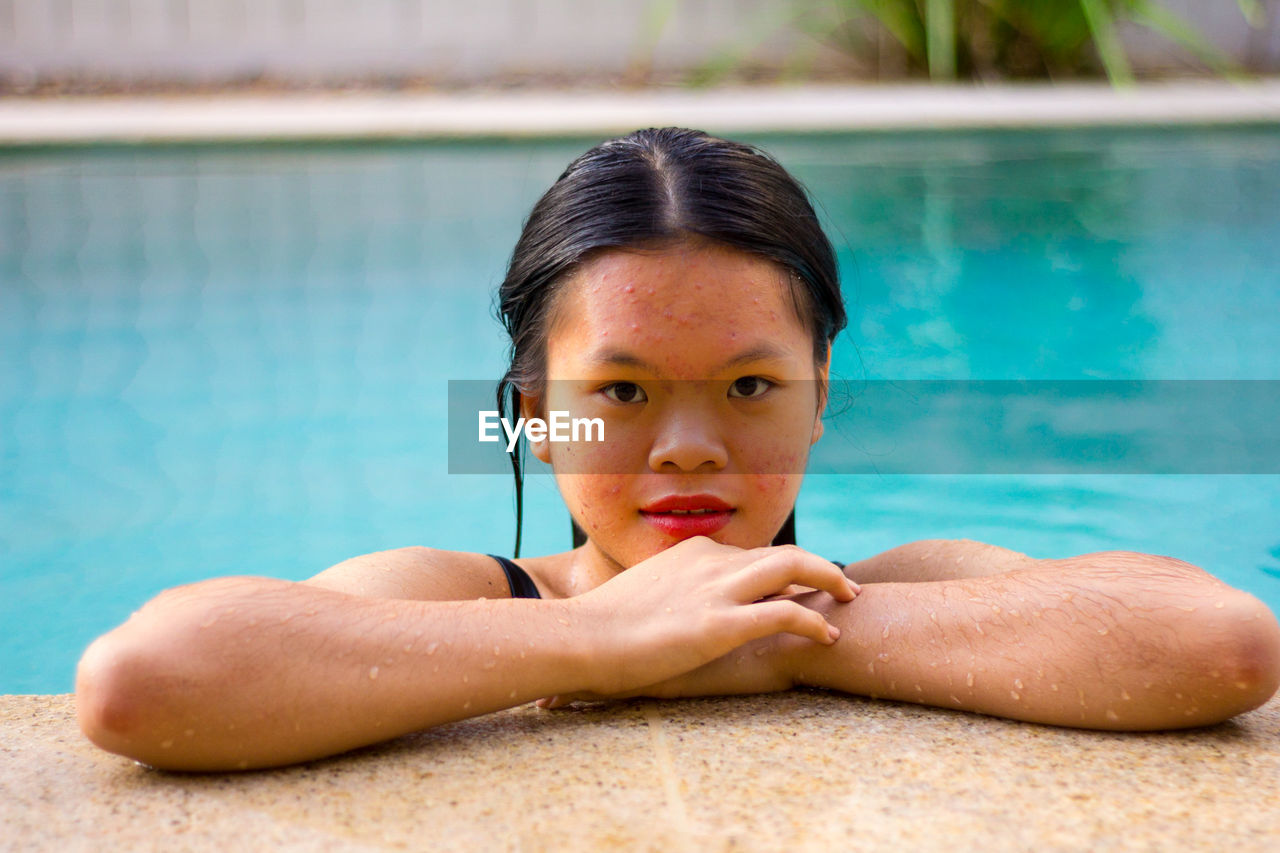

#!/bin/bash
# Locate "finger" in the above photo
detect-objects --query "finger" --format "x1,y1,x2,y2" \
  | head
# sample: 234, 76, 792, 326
731, 548, 858, 604
756, 584, 806, 602
743, 599, 841, 646
755, 547, 860, 599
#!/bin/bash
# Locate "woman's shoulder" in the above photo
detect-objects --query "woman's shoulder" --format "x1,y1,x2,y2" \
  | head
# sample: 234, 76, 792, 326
304, 546, 524, 601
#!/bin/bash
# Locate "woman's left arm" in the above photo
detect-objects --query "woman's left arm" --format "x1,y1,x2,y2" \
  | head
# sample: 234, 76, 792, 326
779, 543, 1280, 729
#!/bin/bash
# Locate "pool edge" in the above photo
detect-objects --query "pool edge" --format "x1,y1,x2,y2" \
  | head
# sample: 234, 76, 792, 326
2, 79, 1280, 147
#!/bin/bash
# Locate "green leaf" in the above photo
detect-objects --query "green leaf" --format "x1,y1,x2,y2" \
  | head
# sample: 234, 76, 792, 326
925, 0, 957, 79
1078, 0, 1134, 85
850, 0, 928, 62
980, 0, 1093, 70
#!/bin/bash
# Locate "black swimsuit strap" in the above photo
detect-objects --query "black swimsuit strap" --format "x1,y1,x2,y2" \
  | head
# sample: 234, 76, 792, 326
488, 554, 542, 600
489, 553, 838, 600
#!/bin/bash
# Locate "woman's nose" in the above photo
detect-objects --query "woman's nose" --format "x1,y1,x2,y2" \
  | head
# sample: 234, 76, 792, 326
647, 408, 729, 472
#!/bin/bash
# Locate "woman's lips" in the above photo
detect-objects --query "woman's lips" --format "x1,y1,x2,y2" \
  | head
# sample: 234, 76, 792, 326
640, 495, 734, 539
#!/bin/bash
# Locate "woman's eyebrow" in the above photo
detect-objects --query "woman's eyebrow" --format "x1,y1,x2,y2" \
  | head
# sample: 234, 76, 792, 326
717, 343, 792, 371
585, 343, 792, 373
586, 348, 656, 371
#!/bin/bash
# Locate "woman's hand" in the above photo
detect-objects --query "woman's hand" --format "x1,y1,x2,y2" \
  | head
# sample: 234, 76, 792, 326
535, 631, 798, 709
563, 536, 857, 698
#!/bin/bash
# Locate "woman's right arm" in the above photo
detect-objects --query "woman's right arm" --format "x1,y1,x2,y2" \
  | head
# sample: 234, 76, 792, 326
76, 539, 854, 771
75, 552, 592, 771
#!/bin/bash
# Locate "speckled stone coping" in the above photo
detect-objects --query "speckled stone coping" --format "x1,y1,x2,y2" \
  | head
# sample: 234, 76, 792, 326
3, 692, 1278, 851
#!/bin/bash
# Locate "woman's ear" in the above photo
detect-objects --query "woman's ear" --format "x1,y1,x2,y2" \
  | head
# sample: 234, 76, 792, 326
811, 345, 832, 446
519, 390, 553, 464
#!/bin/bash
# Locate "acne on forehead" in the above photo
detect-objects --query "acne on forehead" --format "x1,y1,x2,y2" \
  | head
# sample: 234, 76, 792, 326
547, 246, 809, 369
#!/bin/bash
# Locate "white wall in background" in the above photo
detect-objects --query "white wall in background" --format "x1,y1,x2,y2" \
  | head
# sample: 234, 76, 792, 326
0, 0, 806, 84
1120, 0, 1280, 71
0, 0, 1275, 86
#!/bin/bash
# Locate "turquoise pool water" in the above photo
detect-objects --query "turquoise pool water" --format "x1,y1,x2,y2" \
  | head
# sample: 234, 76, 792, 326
2, 128, 1278, 694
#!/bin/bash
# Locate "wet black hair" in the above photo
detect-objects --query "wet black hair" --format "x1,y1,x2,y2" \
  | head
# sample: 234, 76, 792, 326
496, 127, 846, 557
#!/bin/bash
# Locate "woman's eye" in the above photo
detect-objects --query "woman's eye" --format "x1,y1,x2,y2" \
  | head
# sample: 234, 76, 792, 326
602, 382, 646, 404
728, 376, 772, 399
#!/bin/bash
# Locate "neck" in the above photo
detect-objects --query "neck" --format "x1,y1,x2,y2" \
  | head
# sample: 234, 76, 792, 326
567, 540, 628, 595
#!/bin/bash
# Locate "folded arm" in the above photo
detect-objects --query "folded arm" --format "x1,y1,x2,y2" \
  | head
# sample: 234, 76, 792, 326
787, 543, 1280, 729
76, 539, 853, 771
76, 574, 592, 771
607, 541, 1280, 730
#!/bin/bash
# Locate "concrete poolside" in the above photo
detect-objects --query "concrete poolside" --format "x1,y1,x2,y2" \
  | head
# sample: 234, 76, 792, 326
2, 79, 1280, 144
3, 691, 1278, 851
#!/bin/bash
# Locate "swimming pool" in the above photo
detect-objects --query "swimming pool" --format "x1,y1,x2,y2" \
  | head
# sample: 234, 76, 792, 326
2, 127, 1278, 694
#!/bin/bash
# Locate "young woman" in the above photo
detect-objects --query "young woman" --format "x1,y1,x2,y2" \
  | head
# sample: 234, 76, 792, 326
77, 128, 1280, 771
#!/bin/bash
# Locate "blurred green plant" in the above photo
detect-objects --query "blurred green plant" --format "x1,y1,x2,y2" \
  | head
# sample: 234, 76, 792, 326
678, 0, 1266, 85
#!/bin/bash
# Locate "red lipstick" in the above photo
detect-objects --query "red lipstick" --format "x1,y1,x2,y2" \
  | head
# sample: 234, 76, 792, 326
640, 494, 734, 539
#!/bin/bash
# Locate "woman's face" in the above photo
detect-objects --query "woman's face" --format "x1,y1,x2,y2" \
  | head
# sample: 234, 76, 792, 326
522, 240, 829, 571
